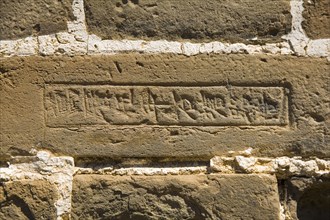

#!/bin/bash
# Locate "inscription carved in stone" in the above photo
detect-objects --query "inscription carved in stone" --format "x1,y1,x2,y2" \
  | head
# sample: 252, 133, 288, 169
45, 85, 288, 127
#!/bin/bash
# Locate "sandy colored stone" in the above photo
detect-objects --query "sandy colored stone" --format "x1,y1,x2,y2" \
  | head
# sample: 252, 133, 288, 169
0, 58, 45, 161
0, 180, 58, 219
84, 0, 291, 43
72, 174, 280, 220
283, 177, 330, 220
0, 55, 329, 160
302, 0, 330, 39
0, 0, 74, 40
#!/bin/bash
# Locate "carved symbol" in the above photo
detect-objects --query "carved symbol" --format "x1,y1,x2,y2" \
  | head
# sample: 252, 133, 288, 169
45, 85, 288, 127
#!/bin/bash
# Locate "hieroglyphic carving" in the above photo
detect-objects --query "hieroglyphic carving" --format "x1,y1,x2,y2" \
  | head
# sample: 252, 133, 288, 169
45, 85, 288, 127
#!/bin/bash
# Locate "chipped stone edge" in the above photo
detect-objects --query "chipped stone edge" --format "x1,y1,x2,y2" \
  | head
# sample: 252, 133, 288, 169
210, 155, 330, 179
74, 155, 330, 178
283, 0, 330, 57
0, 0, 329, 58
74, 148, 330, 178
0, 149, 329, 219
0, 150, 75, 220
74, 165, 208, 176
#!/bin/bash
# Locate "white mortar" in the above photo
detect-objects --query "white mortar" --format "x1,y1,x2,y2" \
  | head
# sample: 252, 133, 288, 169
0, 0, 329, 58
211, 155, 330, 178
0, 150, 75, 220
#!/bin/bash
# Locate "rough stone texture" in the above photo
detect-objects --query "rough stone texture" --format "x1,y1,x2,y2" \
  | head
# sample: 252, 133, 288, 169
0, 180, 58, 219
211, 156, 330, 178
84, 0, 291, 43
72, 174, 280, 220
302, 0, 330, 39
0, 58, 45, 161
0, 55, 329, 160
284, 177, 330, 220
0, 0, 74, 40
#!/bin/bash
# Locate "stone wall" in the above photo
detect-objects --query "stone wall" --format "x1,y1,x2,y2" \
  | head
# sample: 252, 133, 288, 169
0, 0, 329, 219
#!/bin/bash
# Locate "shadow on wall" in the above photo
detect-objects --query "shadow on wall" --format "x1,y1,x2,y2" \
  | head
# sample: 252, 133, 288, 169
297, 181, 330, 220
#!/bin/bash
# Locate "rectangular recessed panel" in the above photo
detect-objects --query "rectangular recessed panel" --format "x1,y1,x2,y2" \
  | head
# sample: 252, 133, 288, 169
45, 85, 288, 127
2, 55, 328, 159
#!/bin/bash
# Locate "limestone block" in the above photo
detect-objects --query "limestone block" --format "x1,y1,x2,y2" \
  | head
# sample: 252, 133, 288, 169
0, 0, 74, 40
72, 174, 280, 220
0, 180, 58, 219
84, 0, 291, 43
302, 0, 330, 39
0, 54, 329, 160
284, 177, 330, 220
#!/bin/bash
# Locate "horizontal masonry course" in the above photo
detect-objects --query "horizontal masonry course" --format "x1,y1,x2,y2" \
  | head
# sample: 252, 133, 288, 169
0, 0, 329, 219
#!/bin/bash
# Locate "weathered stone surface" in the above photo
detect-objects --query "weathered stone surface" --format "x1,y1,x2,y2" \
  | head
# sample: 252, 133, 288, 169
84, 0, 291, 43
284, 177, 330, 220
0, 180, 58, 219
0, 55, 329, 160
0, 58, 45, 161
45, 85, 288, 127
0, 0, 74, 40
72, 174, 280, 220
302, 0, 330, 39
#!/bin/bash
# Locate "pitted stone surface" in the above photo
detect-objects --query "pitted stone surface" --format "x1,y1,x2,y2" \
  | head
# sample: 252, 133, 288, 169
84, 0, 291, 43
284, 177, 330, 220
0, 0, 74, 40
0, 180, 58, 219
0, 55, 329, 160
302, 0, 330, 39
45, 85, 288, 127
72, 174, 280, 220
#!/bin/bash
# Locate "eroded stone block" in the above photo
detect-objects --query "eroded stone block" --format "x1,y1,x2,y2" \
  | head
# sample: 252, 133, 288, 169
302, 0, 330, 39
284, 177, 330, 220
45, 85, 288, 127
0, 55, 329, 160
84, 0, 291, 43
72, 174, 280, 220
0, 0, 74, 40
0, 180, 58, 219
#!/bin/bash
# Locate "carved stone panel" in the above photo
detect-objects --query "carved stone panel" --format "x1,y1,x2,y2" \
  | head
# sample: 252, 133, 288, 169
1, 54, 329, 160
45, 85, 288, 127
